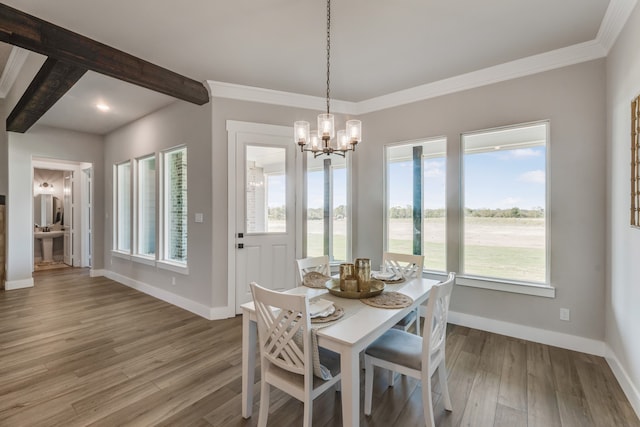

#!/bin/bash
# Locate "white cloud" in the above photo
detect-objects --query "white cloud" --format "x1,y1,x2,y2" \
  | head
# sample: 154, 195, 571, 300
511, 148, 542, 158
518, 170, 545, 184
424, 160, 445, 178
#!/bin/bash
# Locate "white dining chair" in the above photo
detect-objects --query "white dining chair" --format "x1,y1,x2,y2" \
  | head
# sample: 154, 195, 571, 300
250, 282, 341, 427
296, 255, 330, 286
364, 272, 455, 427
382, 252, 425, 335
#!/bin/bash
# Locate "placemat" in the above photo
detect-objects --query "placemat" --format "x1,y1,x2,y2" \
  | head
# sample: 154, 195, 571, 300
311, 306, 345, 324
360, 291, 413, 309
303, 271, 331, 288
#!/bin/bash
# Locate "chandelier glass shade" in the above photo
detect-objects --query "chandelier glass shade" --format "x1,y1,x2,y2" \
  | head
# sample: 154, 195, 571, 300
294, 0, 362, 157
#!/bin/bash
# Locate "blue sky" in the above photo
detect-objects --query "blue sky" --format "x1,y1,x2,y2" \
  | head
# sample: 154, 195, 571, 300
268, 146, 545, 210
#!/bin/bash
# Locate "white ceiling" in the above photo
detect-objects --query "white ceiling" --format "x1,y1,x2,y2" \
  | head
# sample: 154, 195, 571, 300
0, 0, 627, 135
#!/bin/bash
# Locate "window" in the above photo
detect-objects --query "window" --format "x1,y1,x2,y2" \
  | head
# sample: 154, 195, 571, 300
163, 147, 187, 264
305, 154, 349, 262
462, 122, 548, 284
114, 161, 131, 252
137, 155, 156, 257
246, 145, 286, 233
385, 138, 446, 272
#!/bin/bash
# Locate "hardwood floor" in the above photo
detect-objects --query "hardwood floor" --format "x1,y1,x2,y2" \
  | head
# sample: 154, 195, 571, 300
0, 268, 637, 426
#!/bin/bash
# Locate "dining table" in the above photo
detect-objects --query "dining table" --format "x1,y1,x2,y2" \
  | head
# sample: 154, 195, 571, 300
241, 276, 439, 427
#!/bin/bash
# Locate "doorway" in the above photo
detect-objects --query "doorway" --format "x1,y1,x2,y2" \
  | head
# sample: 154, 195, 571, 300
32, 158, 93, 273
227, 121, 300, 314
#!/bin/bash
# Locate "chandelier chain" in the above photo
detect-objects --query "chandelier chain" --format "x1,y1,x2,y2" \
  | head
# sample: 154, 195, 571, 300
326, 0, 331, 114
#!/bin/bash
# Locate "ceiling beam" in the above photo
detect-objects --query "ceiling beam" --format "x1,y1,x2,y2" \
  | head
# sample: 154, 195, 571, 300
6, 58, 87, 133
0, 3, 209, 105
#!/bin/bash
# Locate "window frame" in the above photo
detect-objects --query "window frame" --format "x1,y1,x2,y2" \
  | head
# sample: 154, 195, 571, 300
302, 152, 352, 265
459, 120, 552, 293
383, 136, 448, 274
134, 154, 157, 262
158, 145, 189, 273
113, 160, 132, 256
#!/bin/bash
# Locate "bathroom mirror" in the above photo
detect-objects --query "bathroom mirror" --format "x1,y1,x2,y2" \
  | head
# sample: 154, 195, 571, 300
34, 194, 63, 226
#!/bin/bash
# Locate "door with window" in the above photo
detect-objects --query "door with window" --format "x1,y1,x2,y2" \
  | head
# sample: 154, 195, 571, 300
233, 128, 296, 312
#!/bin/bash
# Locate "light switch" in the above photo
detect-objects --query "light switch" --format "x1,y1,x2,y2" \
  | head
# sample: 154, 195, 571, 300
195, 213, 204, 223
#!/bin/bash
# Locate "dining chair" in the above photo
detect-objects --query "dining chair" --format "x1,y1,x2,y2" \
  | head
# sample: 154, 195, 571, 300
296, 255, 331, 286
250, 282, 341, 427
382, 252, 425, 335
363, 272, 455, 427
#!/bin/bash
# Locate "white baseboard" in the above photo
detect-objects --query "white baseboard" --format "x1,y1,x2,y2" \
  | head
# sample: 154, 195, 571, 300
605, 346, 640, 419
89, 269, 106, 277
104, 270, 217, 320
5, 277, 34, 290
448, 311, 607, 356
209, 305, 236, 320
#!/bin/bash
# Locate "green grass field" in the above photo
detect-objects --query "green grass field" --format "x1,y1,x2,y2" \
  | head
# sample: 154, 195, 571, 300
305, 217, 546, 283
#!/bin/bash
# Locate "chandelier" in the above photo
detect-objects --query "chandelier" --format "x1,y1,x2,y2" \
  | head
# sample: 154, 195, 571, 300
294, 0, 362, 157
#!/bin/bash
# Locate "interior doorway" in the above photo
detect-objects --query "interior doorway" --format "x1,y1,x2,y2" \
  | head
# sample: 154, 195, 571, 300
32, 158, 93, 273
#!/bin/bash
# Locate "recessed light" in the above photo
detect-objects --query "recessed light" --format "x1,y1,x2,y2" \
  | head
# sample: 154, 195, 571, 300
96, 103, 110, 112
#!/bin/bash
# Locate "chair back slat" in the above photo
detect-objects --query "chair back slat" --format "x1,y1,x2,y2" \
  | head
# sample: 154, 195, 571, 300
296, 256, 330, 285
422, 272, 455, 367
251, 282, 311, 375
382, 252, 424, 279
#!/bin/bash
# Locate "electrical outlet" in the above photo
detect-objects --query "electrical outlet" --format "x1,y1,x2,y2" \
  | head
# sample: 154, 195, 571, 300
560, 308, 570, 321
171, 276, 176, 285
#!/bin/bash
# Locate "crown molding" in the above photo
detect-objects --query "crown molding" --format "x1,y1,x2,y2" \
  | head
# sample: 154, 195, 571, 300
206, 80, 358, 115
207, 0, 635, 115
597, 0, 638, 52
0, 46, 29, 98
358, 40, 606, 114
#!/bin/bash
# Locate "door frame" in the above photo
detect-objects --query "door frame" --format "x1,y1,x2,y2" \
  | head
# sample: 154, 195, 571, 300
226, 120, 302, 315
32, 158, 94, 269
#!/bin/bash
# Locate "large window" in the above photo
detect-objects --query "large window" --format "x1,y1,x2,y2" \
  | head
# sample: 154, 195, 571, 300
114, 161, 131, 252
137, 155, 156, 257
305, 154, 349, 262
163, 147, 188, 264
462, 122, 548, 284
385, 138, 446, 272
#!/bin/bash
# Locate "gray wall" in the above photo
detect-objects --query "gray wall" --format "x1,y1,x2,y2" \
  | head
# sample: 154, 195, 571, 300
606, 1, 640, 405
7, 125, 105, 281
104, 100, 214, 306
357, 60, 607, 341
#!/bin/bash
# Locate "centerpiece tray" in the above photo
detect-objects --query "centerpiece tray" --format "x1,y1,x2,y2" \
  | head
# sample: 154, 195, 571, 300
324, 278, 385, 299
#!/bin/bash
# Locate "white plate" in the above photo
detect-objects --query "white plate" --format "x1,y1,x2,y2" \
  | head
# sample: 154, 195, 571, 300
309, 298, 334, 317
372, 271, 396, 280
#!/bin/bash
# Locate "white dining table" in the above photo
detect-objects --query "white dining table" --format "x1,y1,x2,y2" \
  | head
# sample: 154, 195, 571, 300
241, 277, 438, 427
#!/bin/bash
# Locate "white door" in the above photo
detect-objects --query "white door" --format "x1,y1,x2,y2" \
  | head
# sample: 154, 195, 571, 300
63, 171, 73, 265
233, 129, 297, 313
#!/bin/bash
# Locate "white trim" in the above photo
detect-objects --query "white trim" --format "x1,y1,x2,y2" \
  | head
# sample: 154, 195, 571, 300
605, 346, 640, 418
448, 311, 606, 356
207, 80, 358, 115
157, 260, 189, 275
358, 41, 605, 114
104, 270, 212, 319
0, 47, 29, 98
89, 269, 106, 277
111, 250, 131, 260
131, 254, 156, 266
209, 305, 236, 321
597, 0, 638, 52
456, 276, 556, 298
4, 277, 34, 290
205, 39, 608, 116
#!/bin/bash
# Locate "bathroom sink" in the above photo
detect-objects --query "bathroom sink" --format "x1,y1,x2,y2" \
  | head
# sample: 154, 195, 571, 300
34, 230, 64, 239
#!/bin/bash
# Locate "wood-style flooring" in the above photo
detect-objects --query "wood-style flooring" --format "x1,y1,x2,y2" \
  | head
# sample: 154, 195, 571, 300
0, 268, 637, 426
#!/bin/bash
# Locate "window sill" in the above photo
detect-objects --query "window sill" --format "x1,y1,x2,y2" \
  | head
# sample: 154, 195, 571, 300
456, 275, 555, 298
131, 255, 156, 266
111, 250, 131, 260
157, 260, 189, 275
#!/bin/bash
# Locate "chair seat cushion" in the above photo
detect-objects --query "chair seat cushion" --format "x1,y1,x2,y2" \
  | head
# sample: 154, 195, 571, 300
365, 328, 423, 371
393, 310, 417, 328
